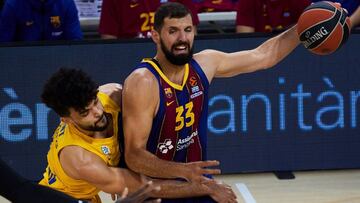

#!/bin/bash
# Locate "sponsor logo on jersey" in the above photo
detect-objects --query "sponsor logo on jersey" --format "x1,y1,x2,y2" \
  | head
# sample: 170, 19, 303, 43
190, 91, 203, 99
101, 145, 110, 155
177, 130, 198, 151
166, 100, 175, 106
158, 139, 174, 154
191, 86, 199, 93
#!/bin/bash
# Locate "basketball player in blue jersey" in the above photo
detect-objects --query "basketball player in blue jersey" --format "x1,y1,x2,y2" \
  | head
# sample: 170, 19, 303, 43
39, 68, 229, 203
122, 2, 300, 203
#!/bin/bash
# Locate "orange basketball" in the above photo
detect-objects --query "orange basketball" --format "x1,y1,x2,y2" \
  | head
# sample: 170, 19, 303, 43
297, 1, 351, 55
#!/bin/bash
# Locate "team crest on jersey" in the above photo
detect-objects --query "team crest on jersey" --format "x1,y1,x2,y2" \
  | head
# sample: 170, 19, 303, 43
164, 88, 173, 98
50, 16, 61, 28
101, 146, 110, 155
158, 139, 173, 154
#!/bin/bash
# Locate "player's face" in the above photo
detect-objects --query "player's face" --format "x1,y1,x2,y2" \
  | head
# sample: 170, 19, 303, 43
67, 98, 110, 132
159, 14, 194, 65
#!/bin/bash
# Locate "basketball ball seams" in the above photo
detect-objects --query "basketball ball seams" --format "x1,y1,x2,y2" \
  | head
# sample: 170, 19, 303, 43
317, 11, 344, 51
311, 24, 342, 55
311, 21, 342, 52
298, 9, 336, 35
298, 9, 337, 37
339, 8, 348, 25
304, 1, 336, 12
297, 1, 350, 55
339, 9, 350, 47
299, 9, 341, 49
297, 9, 334, 43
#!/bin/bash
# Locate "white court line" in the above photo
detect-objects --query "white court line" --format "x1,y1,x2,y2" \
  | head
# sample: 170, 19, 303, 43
235, 183, 257, 203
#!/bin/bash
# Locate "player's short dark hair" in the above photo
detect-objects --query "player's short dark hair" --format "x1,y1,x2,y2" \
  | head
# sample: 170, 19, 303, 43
41, 68, 98, 117
154, 2, 192, 31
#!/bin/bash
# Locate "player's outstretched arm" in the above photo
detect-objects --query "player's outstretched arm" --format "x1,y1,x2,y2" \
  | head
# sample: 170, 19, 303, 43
122, 68, 220, 183
350, 6, 360, 29
194, 25, 300, 81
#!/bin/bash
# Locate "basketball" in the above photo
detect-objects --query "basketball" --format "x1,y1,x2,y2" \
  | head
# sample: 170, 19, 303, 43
297, 1, 351, 55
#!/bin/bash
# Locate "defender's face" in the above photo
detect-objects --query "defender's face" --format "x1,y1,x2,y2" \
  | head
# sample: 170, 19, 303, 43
67, 98, 109, 132
159, 14, 194, 65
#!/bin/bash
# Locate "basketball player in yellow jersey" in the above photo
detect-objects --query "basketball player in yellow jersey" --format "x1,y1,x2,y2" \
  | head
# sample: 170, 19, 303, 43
39, 68, 236, 203
39, 68, 132, 202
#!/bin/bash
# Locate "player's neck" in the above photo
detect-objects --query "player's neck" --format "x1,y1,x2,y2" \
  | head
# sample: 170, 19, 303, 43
154, 55, 187, 85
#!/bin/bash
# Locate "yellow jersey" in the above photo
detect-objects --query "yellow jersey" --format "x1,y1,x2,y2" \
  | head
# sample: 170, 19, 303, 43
39, 92, 121, 203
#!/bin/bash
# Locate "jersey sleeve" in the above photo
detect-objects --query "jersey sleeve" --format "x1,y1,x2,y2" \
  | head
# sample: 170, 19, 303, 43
97, 91, 121, 112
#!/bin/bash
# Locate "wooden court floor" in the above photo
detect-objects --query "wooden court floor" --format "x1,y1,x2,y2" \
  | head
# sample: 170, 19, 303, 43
1, 169, 359, 203
100, 169, 360, 203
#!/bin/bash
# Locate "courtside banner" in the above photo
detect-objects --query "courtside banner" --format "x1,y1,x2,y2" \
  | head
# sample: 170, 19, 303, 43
0, 34, 359, 180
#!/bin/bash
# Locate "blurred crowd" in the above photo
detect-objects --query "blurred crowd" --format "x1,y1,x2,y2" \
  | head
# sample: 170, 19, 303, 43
0, 0, 358, 42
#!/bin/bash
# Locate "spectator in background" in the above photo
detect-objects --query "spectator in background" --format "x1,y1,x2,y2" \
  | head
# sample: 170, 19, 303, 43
98, 0, 199, 39
312, 0, 360, 15
236, 0, 310, 33
0, 0, 83, 42
194, 0, 238, 12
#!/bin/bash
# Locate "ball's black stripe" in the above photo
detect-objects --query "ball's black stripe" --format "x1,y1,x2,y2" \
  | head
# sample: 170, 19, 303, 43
339, 8, 348, 25
299, 8, 341, 49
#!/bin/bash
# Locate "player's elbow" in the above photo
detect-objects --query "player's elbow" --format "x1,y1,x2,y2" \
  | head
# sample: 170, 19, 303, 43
101, 172, 126, 194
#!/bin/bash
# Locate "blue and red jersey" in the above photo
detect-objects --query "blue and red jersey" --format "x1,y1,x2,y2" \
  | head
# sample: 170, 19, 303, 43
139, 58, 214, 203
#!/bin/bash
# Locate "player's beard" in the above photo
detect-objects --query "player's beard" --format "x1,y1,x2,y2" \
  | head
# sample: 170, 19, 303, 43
160, 38, 194, 66
81, 113, 110, 132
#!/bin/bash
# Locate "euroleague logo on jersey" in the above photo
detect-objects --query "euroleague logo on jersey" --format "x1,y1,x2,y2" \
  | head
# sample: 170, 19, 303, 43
189, 76, 198, 86
189, 77, 203, 99
101, 145, 110, 155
